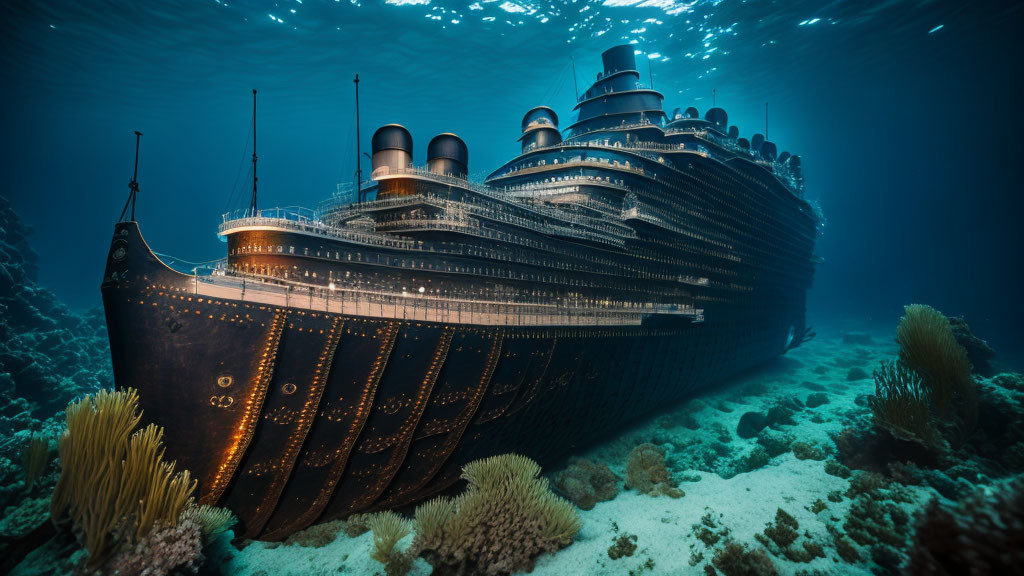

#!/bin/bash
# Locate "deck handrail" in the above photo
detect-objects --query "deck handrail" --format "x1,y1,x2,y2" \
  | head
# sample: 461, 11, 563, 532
188, 271, 703, 327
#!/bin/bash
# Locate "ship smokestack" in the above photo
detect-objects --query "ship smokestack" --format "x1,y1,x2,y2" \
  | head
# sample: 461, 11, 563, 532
371, 124, 413, 178
519, 106, 561, 153
426, 133, 468, 178
601, 45, 637, 75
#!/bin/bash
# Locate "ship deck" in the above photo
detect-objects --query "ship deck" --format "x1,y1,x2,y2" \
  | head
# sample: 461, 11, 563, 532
188, 273, 704, 327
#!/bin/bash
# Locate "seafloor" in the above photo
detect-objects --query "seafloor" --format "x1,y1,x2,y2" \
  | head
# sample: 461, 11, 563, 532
2, 193, 1022, 575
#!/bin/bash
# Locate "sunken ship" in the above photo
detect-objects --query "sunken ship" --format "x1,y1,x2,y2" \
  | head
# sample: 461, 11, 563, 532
101, 45, 818, 540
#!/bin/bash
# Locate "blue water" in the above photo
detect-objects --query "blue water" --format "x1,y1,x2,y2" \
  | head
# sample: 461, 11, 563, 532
2, 0, 1022, 360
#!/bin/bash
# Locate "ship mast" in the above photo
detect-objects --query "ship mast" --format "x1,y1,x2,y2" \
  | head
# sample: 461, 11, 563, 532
354, 74, 362, 204
119, 130, 143, 222
250, 89, 258, 216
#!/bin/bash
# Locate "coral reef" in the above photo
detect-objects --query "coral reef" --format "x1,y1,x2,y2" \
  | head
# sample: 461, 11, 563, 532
50, 388, 195, 567
896, 304, 975, 426
412, 454, 580, 576
625, 443, 684, 497
0, 196, 112, 424
47, 388, 233, 573
906, 477, 1024, 574
868, 360, 942, 448
0, 198, 112, 546
550, 457, 619, 510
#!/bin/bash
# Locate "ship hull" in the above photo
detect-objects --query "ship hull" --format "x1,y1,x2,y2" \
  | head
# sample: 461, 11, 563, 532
102, 222, 804, 540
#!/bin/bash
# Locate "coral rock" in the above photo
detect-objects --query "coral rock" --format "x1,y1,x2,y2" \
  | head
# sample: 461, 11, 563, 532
550, 458, 619, 510
607, 533, 637, 560
712, 541, 778, 576
625, 443, 683, 497
948, 316, 996, 377
907, 477, 1024, 575
737, 411, 768, 439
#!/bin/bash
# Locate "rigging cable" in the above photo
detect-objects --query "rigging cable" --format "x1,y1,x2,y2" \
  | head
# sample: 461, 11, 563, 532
225, 115, 255, 213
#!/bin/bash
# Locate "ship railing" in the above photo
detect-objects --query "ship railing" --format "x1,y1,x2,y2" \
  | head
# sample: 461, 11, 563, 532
561, 119, 659, 140
228, 225, 703, 285
499, 176, 630, 194
219, 215, 419, 250
377, 216, 628, 249
374, 167, 633, 231
491, 155, 650, 181
623, 206, 727, 251
557, 126, 804, 197
223, 213, 695, 281
324, 195, 631, 245
191, 271, 703, 327
221, 206, 321, 224
321, 187, 636, 243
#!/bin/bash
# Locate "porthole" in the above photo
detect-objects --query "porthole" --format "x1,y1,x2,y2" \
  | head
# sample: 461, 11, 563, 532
217, 375, 233, 388
282, 382, 297, 395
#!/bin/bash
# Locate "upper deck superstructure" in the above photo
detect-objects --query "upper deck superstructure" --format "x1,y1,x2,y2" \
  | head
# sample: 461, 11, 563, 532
216, 46, 815, 338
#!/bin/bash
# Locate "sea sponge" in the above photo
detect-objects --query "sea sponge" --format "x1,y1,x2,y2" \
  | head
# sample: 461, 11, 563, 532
896, 304, 975, 425
412, 453, 580, 576
49, 388, 197, 568
906, 477, 1024, 574
550, 457, 619, 510
625, 443, 684, 497
868, 360, 942, 448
